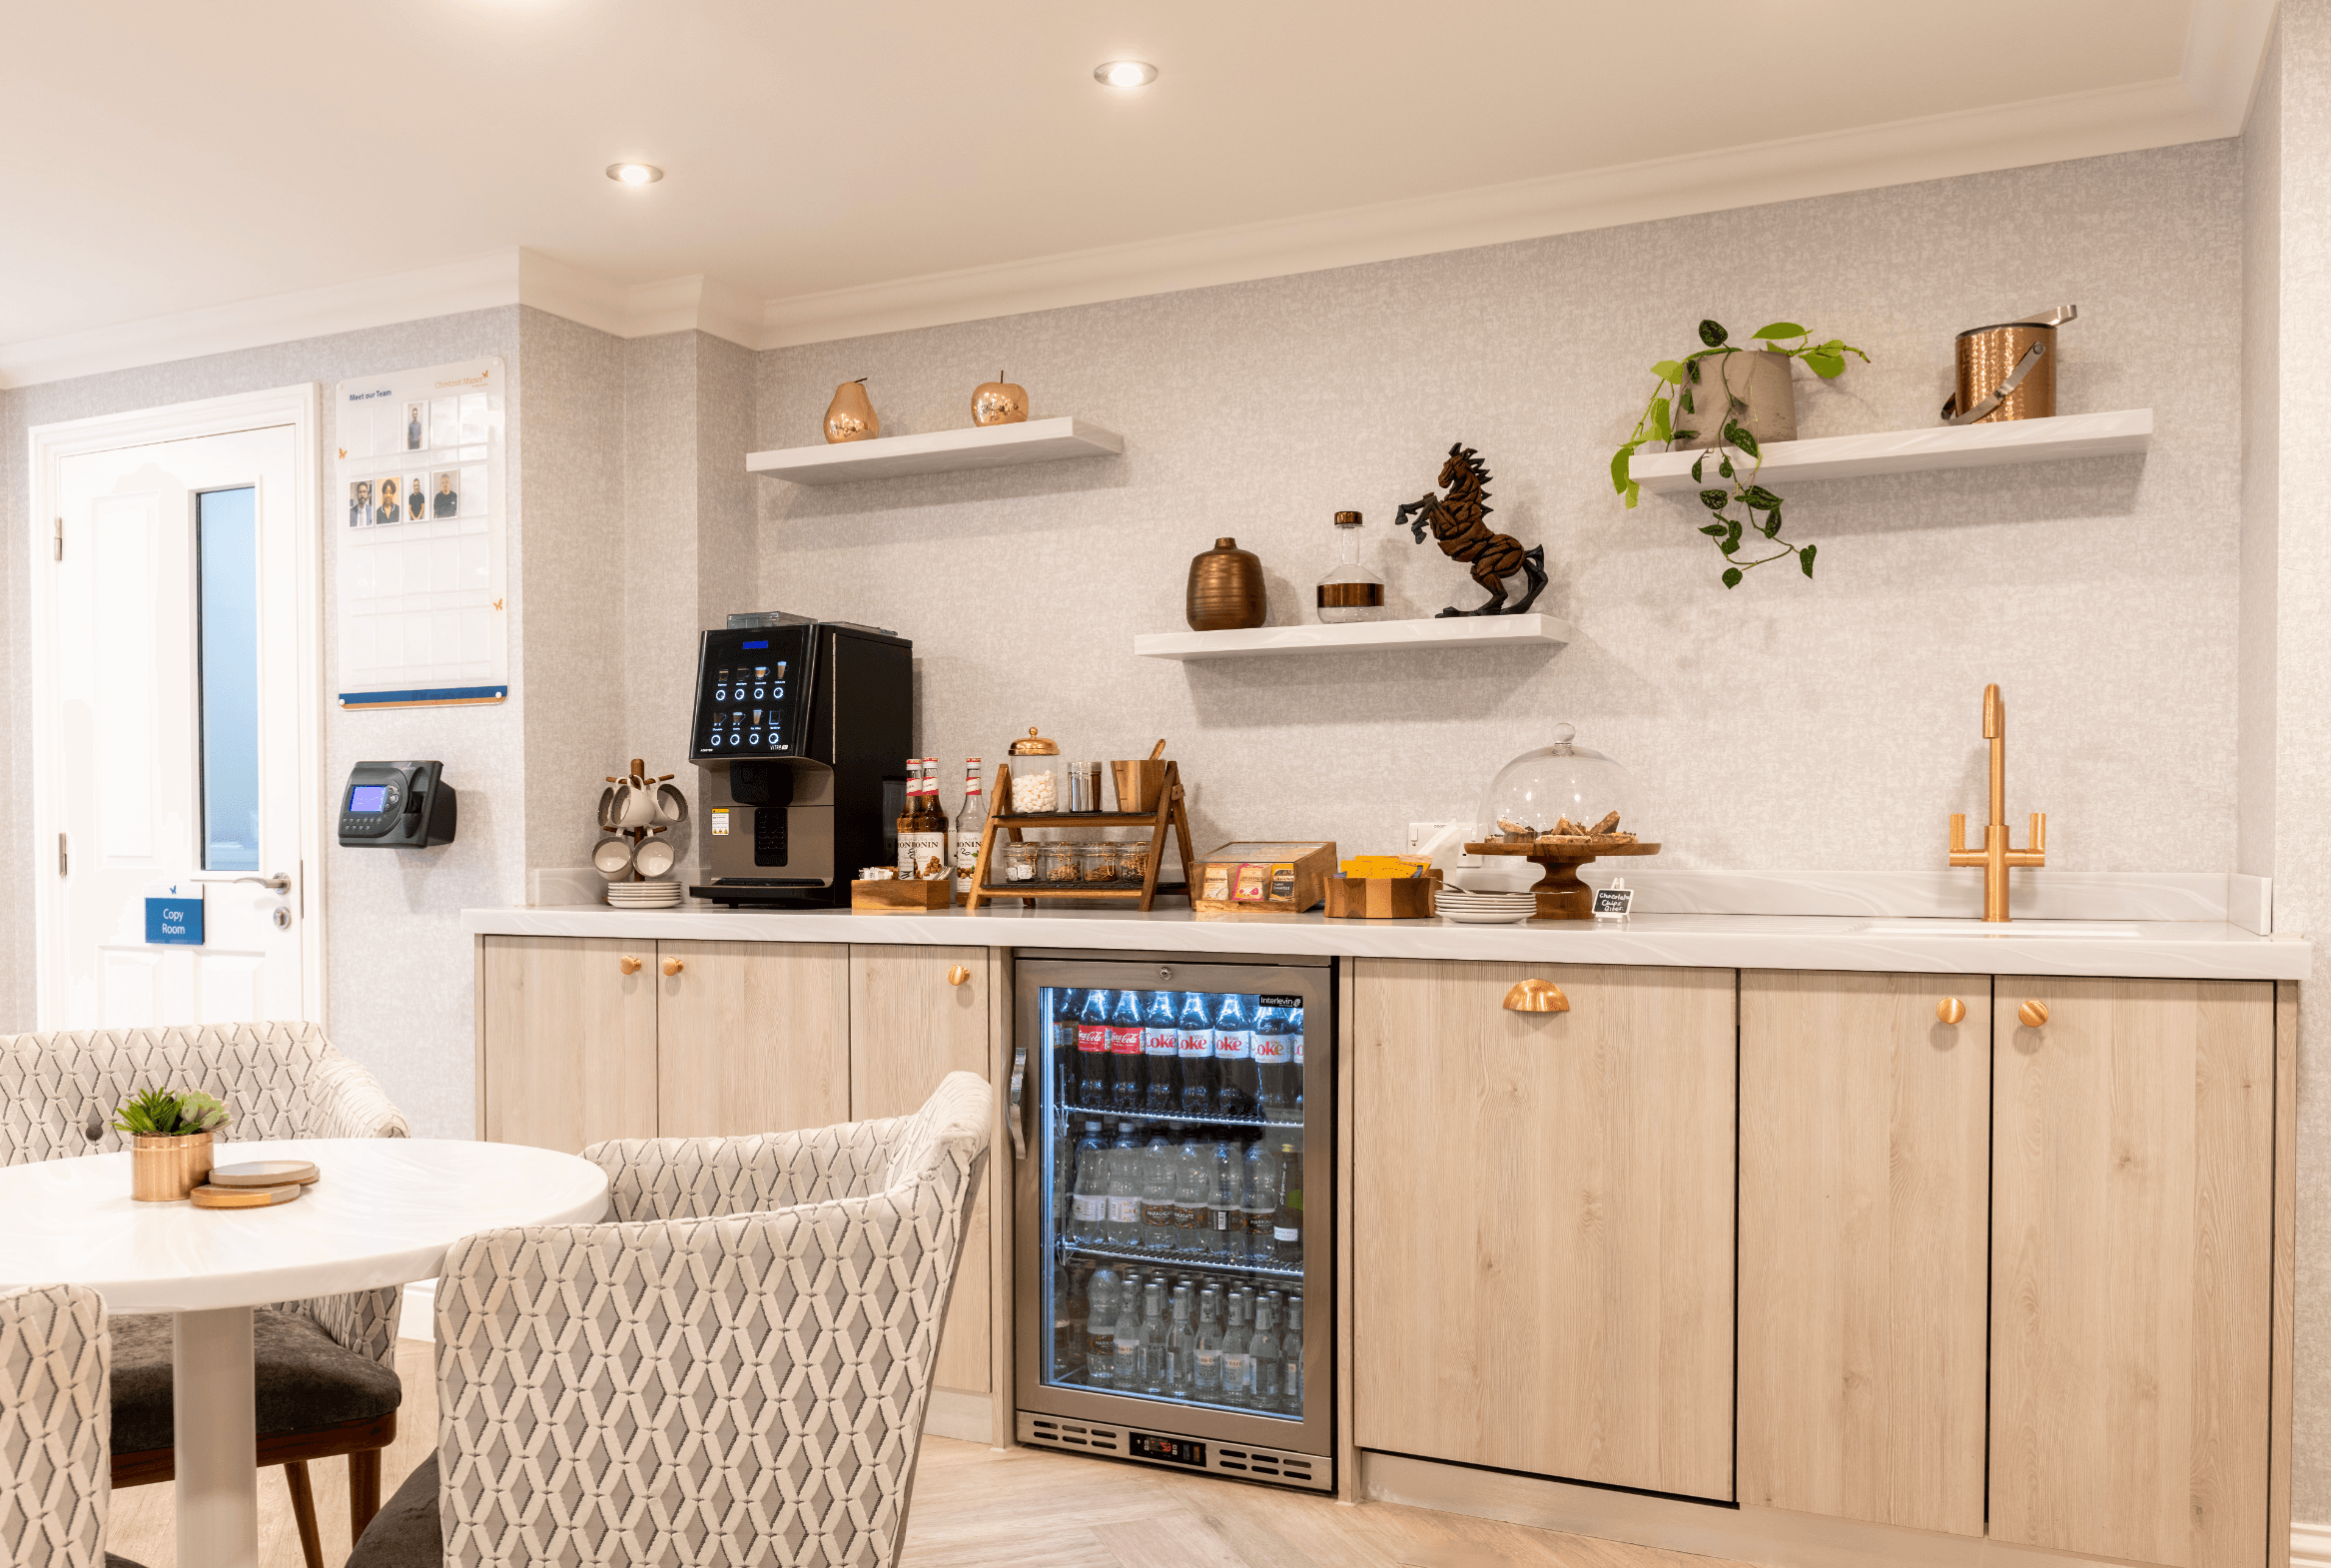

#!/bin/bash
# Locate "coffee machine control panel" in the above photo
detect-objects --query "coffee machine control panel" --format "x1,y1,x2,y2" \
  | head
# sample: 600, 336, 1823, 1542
691, 625, 815, 760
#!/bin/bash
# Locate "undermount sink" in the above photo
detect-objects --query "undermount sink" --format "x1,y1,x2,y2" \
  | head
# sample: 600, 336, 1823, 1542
1856, 919, 2145, 938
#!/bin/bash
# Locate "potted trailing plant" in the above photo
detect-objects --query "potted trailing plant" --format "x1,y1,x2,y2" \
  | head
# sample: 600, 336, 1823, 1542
1610, 319, 1869, 587
114, 1088, 232, 1201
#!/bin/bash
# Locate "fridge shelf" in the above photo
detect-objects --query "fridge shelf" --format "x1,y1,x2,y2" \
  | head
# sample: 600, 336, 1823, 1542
1048, 1370, 1300, 1420
1056, 1105, 1298, 1134
1059, 1239, 1305, 1281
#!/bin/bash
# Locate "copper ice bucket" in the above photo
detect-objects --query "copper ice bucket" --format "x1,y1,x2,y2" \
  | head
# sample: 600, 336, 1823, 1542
1942, 305, 2076, 424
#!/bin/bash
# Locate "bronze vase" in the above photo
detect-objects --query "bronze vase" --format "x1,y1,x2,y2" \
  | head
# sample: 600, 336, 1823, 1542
1186, 537, 1267, 631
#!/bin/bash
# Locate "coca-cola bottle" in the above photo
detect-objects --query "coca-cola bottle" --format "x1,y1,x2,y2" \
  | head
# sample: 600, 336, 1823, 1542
1252, 997, 1297, 1123
1109, 990, 1145, 1113
1176, 992, 1216, 1117
1050, 988, 1083, 1106
1077, 989, 1112, 1108
1213, 995, 1255, 1119
1141, 990, 1179, 1113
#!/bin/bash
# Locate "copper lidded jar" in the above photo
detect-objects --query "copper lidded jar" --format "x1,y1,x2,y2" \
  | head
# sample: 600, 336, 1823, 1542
1008, 726, 1062, 814
1186, 536, 1266, 631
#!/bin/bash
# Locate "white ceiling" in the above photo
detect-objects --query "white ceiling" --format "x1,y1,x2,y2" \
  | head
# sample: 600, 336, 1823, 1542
0, 0, 2271, 384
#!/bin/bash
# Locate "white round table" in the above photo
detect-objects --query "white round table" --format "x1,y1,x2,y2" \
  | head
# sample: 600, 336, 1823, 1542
0, 1137, 608, 1568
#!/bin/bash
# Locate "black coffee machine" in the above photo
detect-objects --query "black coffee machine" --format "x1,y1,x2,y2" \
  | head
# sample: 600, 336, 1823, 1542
687, 615, 911, 907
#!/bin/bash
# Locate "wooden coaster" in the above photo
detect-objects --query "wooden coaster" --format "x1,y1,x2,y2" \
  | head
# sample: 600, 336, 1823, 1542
190, 1182, 304, 1209
210, 1161, 319, 1187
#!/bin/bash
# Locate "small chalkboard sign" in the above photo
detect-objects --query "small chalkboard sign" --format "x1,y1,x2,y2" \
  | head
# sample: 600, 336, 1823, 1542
1591, 883, 1635, 921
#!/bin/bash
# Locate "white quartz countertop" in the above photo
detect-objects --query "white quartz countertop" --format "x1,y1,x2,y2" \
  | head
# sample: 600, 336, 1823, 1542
462, 903, 2310, 982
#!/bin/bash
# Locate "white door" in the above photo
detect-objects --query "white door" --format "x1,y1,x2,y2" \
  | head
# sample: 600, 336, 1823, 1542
36, 421, 314, 1027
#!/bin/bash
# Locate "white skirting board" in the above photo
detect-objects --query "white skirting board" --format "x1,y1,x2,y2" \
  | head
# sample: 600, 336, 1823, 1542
2294, 1522, 2331, 1568
398, 1279, 435, 1341
921, 1388, 996, 1445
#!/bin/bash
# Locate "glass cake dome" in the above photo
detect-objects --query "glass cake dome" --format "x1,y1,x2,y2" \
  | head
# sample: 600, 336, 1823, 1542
1479, 725, 1633, 841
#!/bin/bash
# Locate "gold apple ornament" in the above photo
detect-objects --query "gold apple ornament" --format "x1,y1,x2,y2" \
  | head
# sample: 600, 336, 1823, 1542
971, 374, 1028, 426
823, 379, 879, 443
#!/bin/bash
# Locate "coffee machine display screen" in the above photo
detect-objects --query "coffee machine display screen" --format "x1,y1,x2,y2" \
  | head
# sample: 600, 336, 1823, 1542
692, 625, 815, 760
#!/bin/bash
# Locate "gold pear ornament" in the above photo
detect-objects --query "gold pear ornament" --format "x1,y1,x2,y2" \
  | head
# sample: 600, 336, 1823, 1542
972, 374, 1029, 426
823, 379, 879, 443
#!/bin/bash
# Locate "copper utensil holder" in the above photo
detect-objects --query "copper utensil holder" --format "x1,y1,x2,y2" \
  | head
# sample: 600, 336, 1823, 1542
1111, 758, 1167, 813
132, 1132, 215, 1201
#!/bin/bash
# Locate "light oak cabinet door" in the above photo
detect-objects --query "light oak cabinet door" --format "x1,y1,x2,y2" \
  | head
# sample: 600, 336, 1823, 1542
1738, 970, 1990, 1535
478, 935, 658, 1152
655, 941, 850, 1139
849, 944, 993, 1394
1353, 959, 1736, 1500
1989, 976, 2273, 1568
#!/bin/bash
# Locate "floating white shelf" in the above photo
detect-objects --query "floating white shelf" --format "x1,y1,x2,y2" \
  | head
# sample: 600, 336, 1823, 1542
1627, 407, 2152, 494
746, 415, 1125, 485
1134, 614, 1574, 661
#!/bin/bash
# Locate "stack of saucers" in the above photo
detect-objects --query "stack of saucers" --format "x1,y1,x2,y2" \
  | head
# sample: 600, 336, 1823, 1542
605, 878, 684, 909
1434, 888, 1538, 925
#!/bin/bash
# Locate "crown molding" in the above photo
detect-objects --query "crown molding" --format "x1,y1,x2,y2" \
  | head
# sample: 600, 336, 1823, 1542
763, 73, 2227, 348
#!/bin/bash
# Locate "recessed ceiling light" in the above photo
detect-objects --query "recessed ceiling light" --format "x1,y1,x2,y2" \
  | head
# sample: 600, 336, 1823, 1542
606, 163, 663, 186
1094, 60, 1158, 89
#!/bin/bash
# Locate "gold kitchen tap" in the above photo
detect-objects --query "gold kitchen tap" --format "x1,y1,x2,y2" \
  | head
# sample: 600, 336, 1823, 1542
1948, 682, 2045, 922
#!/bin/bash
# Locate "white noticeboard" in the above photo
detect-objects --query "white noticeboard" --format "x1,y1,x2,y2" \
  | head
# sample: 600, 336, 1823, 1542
332, 358, 508, 708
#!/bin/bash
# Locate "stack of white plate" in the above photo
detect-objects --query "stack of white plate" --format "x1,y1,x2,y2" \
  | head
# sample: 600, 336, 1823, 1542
1434, 889, 1538, 925
605, 879, 684, 909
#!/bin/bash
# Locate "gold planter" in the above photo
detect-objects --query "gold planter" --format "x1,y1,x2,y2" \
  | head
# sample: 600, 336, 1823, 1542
131, 1132, 214, 1201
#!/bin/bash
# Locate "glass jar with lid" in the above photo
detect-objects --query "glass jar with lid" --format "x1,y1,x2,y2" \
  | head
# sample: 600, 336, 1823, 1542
1079, 842, 1120, 882
1001, 841, 1039, 883
1478, 724, 1634, 841
1039, 843, 1081, 883
1314, 509, 1385, 623
1008, 726, 1061, 814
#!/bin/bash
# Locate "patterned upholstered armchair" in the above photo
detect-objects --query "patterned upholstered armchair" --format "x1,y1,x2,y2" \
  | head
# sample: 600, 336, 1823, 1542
351, 1071, 993, 1568
0, 1023, 410, 1566
0, 1282, 143, 1568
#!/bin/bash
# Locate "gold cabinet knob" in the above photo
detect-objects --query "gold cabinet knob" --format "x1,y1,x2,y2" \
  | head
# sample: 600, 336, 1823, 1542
619, 955, 641, 976
662, 957, 684, 977
2018, 999, 2049, 1028
946, 964, 971, 987
1937, 997, 1965, 1025
1503, 978, 1570, 1014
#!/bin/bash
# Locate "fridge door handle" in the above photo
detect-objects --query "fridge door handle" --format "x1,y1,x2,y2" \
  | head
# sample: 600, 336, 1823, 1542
1009, 1041, 1029, 1161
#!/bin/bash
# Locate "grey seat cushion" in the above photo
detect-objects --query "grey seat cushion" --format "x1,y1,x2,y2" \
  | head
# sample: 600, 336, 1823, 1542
348, 1452, 439, 1568
109, 1307, 402, 1456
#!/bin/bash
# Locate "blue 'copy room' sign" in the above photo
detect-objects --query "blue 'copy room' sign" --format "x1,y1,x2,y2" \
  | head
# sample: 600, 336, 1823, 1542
144, 883, 205, 946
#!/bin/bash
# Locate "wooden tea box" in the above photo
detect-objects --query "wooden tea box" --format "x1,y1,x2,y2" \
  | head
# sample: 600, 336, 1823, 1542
1189, 841, 1336, 913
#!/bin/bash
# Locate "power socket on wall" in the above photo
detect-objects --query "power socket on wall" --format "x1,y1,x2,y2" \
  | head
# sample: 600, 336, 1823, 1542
1408, 821, 1482, 867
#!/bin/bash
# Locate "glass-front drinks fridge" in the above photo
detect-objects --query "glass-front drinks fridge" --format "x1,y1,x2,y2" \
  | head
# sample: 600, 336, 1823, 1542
1014, 952, 1332, 1491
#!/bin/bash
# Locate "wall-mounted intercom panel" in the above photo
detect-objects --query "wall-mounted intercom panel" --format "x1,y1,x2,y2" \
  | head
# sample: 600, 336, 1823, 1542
338, 760, 457, 847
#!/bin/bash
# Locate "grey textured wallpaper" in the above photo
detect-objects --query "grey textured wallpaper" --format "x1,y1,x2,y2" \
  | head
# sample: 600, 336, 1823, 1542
0, 307, 526, 1138
755, 142, 2240, 877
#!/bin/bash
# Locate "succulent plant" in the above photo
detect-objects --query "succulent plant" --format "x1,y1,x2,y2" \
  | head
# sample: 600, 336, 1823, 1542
111, 1087, 232, 1138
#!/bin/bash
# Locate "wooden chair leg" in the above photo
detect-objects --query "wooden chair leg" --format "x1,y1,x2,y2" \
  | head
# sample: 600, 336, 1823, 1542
283, 1460, 327, 1568
349, 1446, 383, 1544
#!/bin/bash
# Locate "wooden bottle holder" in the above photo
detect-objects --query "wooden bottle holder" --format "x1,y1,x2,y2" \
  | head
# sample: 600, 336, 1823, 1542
1464, 837, 1661, 921
967, 760, 1196, 912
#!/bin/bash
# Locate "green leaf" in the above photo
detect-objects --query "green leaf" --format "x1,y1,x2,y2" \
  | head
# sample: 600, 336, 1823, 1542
1651, 360, 1687, 384
1740, 484, 1783, 510
1610, 448, 1633, 494
1725, 519, 1743, 549
1672, 428, 1699, 442
1751, 322, 1806, 340
1722, 567, 1744, 589
1685, 359, 1702, 384
1699, 488, 1729, 510
1799, 543, 1818, 577
1762, 516, 1780, 537
1727, 424, 1762, 459
1622, 478, 1641, 508
1718, 456, 1735, 479
1803, 350, 1845, 378
1698, 319, 1729, 348
1691, 455, 1705, 483
1699, 522, 1727, 536
1648, 396, 1671, 442
1680, 388, 1695, 414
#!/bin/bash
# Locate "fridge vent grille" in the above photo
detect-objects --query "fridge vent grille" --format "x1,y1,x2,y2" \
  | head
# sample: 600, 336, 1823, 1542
1218, 1447, 1314, 1482
1017, 1411, 1329, 1492
1028, 1415, 1125, 1454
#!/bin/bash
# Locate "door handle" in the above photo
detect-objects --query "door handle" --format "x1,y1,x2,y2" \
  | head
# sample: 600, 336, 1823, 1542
192, 872, 292, 892
1008, 1042, 1028, 1162
662, 957, 685, 977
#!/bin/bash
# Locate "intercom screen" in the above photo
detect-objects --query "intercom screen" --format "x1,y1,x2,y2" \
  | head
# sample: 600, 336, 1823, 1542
349, 785, 387, 812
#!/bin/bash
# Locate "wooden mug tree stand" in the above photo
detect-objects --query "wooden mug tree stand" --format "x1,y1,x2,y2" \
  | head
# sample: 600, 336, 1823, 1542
967, 761, 1196, 912
1465, 836, 1662, 920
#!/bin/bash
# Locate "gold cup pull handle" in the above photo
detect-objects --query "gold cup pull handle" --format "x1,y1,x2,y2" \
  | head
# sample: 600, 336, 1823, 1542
1937, 997, 1965, 1025
946, 964, 971, 987
662, 957, 685, 978
1503, 979, 1570, 1014
2018, 999, 2049, 1028
619, 955, 641, 976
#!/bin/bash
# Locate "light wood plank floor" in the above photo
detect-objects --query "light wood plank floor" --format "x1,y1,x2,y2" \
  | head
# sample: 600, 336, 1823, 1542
110, 1340, 1744, 1568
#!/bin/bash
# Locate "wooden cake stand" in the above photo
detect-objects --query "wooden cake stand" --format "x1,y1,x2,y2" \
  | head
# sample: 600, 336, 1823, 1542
1464, 838, 1662, 920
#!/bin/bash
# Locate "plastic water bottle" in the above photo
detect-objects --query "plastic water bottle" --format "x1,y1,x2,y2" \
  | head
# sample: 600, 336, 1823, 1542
1140, 1137, 1178, 1251
1142, 991, 1180, 1113
1192, 1285, 1223, 1400
1084, 1268, 1119, 1386
1241, 1143, 1279, 1263
1069, 1120, 1108, 1244
1206, 1143, 1240, 1258
1213, 995, 1254, 1118
1172, 1137, 1211, 1254
1106, 1125, 1143, 1245
1176, 992, 1215, 1116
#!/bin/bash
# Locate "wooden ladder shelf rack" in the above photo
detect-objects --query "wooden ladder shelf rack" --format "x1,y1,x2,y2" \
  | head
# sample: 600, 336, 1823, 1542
966, 760, 1196, 911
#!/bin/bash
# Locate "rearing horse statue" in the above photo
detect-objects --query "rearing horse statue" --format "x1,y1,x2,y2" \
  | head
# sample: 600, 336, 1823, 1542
1394, 443, 1548, 616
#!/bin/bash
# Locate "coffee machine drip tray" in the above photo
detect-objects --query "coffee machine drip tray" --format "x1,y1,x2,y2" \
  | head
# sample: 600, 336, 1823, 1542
689, 879, 831, 906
